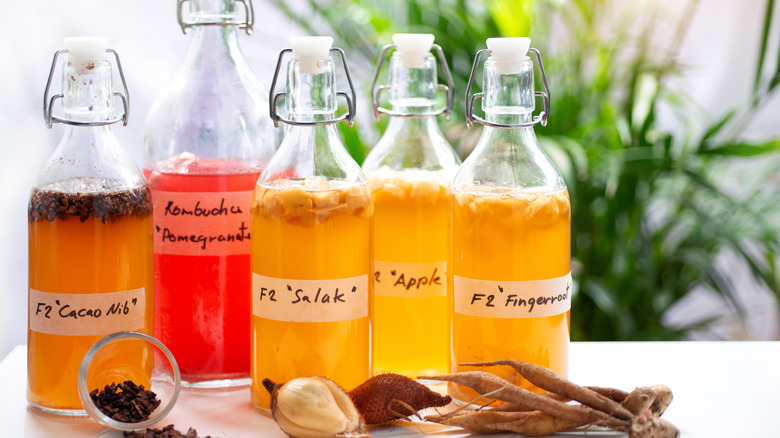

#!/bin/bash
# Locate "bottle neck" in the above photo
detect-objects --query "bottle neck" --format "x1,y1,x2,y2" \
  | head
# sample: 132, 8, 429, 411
286, 58, 338, 123
184, 24, 242, 66
388, 52, 437, 116
61, 59, 114, 124
481, 57, 535, 127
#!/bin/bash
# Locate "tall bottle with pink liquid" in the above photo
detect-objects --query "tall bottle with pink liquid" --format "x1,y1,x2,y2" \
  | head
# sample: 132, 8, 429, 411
143, 0, 277, 388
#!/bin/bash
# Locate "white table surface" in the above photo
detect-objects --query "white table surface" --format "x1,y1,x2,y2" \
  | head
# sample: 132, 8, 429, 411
1, 342, 778, 437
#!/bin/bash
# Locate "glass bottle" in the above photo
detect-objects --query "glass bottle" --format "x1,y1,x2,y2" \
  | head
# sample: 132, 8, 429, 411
29, 37, 154, 415
450, 38, 571, 402
250, 36, 371, 411
143, 0, 276, 387
362, 34, 460, 378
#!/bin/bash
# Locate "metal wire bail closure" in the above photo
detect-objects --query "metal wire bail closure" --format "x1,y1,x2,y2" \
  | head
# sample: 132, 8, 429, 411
465, 47, 550, 129
43, 49, 130, 129
177, 0, 254, 35
369, 43, 455, 122
268, 47, 357, 128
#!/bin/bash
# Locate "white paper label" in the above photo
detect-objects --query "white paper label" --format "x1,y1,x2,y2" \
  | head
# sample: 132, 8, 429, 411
373, 260, 446, 298
29, 288, 146, 336
252, 273, 369, 323
454, 273, 572, 318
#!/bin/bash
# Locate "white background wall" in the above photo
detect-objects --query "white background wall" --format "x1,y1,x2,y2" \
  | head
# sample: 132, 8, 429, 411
1, 0, 779, 359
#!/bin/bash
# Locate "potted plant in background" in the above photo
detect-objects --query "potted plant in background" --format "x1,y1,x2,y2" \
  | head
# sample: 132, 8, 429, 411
270, 0, 780, 341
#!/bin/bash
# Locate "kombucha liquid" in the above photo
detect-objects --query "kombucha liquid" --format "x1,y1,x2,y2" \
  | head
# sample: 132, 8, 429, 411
450, 187, 570, 402
250, 178, 372, 410
145, 155, 261, 383
27, 180, 154, 412
367, 169, 451, 377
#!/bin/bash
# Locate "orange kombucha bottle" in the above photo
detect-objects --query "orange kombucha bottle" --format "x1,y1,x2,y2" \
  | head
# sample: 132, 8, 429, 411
250, 37, 371, 411
29, 38, 154, 414
363, 34, 460, 378
450, 38, 570, 402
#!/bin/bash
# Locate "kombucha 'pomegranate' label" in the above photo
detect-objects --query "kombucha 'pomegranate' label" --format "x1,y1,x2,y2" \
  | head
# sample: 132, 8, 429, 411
373, 260, 447, 298
453, 273, 572, 318
152, 190, 253, 256
252, 273, 369, 323
29, 288, 146, 336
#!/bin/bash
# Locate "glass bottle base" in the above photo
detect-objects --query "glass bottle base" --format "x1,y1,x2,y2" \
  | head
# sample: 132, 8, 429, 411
181, 375, 250, 390
27, 402, 87, 417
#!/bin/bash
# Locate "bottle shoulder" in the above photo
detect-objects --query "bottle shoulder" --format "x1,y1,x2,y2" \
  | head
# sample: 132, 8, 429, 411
362, 118, 460, 172
34, 127, 145, 192
453, 127, 566, 192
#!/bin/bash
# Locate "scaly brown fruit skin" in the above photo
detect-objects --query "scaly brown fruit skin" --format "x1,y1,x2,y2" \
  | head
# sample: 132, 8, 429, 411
349, 373, 452, 424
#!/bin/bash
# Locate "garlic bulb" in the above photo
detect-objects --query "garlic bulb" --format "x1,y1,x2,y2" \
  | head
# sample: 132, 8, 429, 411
265, 377, 370, 438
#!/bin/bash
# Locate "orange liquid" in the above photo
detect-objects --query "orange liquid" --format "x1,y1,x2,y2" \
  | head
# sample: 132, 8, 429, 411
27, 187, 154, 412
450, 187, 570, 402
368, 170, 451, 377
250, 179, 372, 411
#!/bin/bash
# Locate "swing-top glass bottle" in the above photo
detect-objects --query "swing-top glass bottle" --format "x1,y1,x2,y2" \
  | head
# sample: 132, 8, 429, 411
143, 0, 277, 388
362, 34, 460, 378
250, 37, 371, 411
450, 37, 571, 402
29, 37, 154, 415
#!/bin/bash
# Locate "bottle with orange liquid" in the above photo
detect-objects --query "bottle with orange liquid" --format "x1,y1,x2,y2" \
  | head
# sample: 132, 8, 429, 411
250, 37, 371, 411
29, 37, 154, 415
143, 0, 276, 387
362, 34, 460, 378
450, 38, 571, 402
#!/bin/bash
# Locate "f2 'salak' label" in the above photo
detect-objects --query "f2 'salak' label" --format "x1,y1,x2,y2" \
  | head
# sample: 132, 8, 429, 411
152, 190, 253, 256
252, 273, 369, 323
454, 273, 572, 318
29, 288, 146, 336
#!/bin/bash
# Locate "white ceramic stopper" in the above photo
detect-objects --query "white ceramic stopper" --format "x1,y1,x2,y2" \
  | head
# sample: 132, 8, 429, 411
392, 33, 435, 69
486, 37, 531, 74
290, 36, 334, 74
64, 37, 109, 75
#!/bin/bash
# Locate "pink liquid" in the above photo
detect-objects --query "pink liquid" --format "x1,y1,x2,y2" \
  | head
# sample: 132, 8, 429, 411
145, 156, 261, 384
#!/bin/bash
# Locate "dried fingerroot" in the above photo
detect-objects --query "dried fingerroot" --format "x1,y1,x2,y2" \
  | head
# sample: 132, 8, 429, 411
462, 359, 633, 420
420, 371, 611, 425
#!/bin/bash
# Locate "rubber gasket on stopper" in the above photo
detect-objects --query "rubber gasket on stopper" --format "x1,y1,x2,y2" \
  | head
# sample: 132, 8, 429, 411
486, 37, 531, 75
290, 36, 334, 74
392, 33, 435, 69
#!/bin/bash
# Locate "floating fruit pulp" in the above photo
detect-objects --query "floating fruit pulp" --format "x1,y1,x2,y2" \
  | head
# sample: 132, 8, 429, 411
145, 155, 261, 383
27, 181, 154, 412
366, 168, 451, 377
250, 178, 372, 410
450, 186, 571, 401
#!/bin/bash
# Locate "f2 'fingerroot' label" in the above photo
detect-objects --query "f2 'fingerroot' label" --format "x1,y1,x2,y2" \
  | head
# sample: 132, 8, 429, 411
454, 273, 572, 318
252, 273, 369, 323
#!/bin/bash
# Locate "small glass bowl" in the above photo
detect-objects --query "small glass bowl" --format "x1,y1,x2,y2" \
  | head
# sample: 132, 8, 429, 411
78, 331, 181, 431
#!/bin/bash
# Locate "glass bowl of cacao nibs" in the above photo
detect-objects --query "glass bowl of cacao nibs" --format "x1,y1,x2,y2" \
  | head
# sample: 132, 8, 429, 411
78, 331, 181, 431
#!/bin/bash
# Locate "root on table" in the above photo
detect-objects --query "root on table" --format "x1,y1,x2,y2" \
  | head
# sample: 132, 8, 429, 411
421, 360, 679, 438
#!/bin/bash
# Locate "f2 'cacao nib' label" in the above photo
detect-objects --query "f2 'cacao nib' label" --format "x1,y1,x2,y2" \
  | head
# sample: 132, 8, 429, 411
454, 273, 572, 319
29, 288, 146, 336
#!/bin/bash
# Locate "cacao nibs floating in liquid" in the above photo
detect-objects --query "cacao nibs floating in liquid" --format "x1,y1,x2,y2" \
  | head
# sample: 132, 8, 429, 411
123, 424, 218, 438
90, 380, 161, 423
28, 185, 152, 224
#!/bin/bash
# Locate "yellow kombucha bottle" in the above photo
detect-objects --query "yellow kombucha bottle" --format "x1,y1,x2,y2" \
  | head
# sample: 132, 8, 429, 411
28, 38, 154, 414
450, 38, 571, 402
363, 34, 460, 377
250, 37, 371, 411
